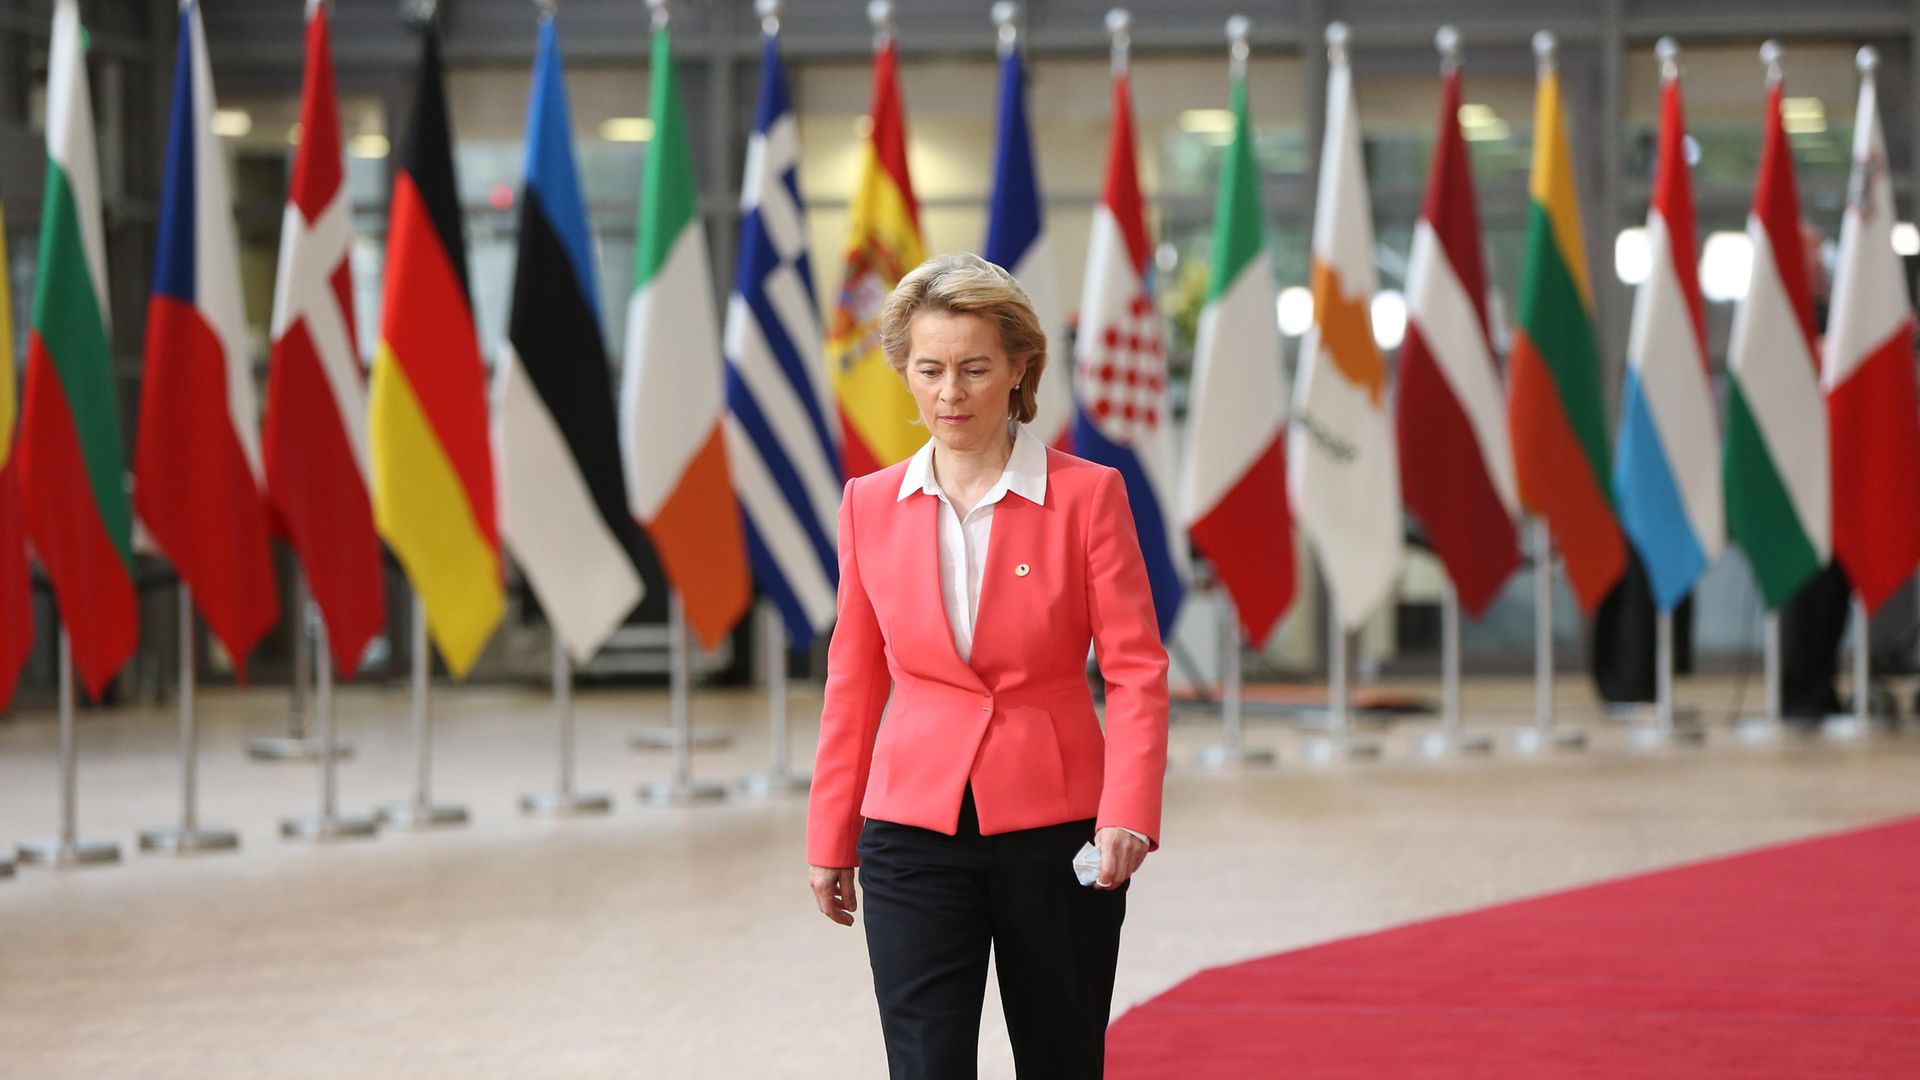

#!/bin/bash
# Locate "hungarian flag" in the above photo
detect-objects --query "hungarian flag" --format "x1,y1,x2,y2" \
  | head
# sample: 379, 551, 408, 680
824, 32, 924, 478
1507, 48, 1626, 613
983, 26, 1072, 451
1824, 52, 1920, 614
1396, 58, 1519, 618
264, 0, 384, 675
17, 0, 138, 701
0, 204, 29, 709
1612, 54, 1722, 614
1724, 65, 1828, 611
619, 16, 750, 651
1074, 60, 1185, 637
495, 13, 647, 665
1178, 61, 1293, 646
369, 25, 503, 678
1287, 37, 1402, 631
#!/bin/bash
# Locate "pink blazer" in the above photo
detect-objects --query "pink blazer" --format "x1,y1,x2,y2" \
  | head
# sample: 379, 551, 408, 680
806, 446, 1170, 868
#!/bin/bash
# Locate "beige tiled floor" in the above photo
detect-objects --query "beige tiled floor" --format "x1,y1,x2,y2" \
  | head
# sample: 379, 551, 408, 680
1, 674, 1915, 1078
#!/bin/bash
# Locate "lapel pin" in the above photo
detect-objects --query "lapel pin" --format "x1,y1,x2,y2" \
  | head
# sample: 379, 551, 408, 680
1015, 563, 1031, 577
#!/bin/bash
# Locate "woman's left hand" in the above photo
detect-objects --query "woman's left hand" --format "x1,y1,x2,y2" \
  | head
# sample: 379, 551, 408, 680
1092, 826, 1149, 890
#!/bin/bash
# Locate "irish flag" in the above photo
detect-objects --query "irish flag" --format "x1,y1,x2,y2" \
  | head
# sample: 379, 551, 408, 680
824, 26, 924, 478
1824, 48, 1920, 614
620, 15, 750, 651
369, 26, 503, 678
16, 0, 138, 701
1612, 43, 1722, 614
135, 0, 280, 674
1724, 53, 1828, 611
1179, 55, 1294, 646
0, 204, 28, 709
1507, 37, 1626, 613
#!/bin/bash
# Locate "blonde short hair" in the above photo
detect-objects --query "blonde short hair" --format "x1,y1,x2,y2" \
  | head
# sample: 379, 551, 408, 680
878, 253, 1047, 424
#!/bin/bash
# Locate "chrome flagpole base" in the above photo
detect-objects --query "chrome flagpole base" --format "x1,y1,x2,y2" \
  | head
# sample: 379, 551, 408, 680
248, 735, 354, 762
638, 779, 728, 805
629, 727, 733, 751
1192, 743, 1277, 768
17, 837, 120, 867
1819, 713, 1872, 741
1298, 734, 1382, 763
377, 800, 469, 829
1414, 729, 1494, 758
138, 825, 240, 854
1732, 716, 1787, 744
520, 789, 614, 816
1508, 726, 1588, 754
738, 771, 812, 797
1626, 722, 1707, 749
280, 813, 379, 841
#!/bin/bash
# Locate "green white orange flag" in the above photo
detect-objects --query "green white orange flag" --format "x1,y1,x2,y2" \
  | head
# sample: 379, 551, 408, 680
0, 204, 29, 709
1506, 34, 1627, 613
16, 0, 138, 701
619, 11, 750, 650
369, 25, 503, 678
824, 19, 924, 478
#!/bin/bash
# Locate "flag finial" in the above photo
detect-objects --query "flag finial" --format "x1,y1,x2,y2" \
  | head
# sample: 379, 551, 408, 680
868, 0, 894, 48
1107, 9, 1131, 75
993, 2, 1019, 56
1760, 40, 1783, 85
306, 0, 326, 18
647, 0, 668, 29
534, 0, 557, 21
756, 0, 779, 36
1436, 25, 1460, 74
1325, 21, 1349, 66
402, 0, 438, 27
1226, 16, 1250, 78
1858, 45, 1880, 78
1656, 36, 1680, 82
1532, 30, 1556, 76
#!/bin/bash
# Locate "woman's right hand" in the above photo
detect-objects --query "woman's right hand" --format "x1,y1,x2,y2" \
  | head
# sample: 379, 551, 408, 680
809, 865, 859, 926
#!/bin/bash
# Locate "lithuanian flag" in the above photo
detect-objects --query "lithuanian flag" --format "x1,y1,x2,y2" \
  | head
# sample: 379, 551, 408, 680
825, 29, 924, 478
16, 0, 138, 701
369, 26, 502, 678
1506, 42, 1627, 613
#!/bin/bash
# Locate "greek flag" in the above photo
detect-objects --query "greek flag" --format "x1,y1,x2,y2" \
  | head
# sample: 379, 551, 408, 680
723, 30, 842, 649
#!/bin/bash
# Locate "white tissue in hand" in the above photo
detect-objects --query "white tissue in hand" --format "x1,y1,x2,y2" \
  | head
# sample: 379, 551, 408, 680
1072, 841, 1102, 886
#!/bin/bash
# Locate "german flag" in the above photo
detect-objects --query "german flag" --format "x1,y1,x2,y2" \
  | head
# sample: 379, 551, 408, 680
368, 25, 502, 678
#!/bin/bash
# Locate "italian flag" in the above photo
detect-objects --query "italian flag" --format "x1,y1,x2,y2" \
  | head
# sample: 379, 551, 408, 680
1506, 52, 1627, 613
15, 0, 138, 701
1179, 66, 1294, 646
619, 18, 750, 651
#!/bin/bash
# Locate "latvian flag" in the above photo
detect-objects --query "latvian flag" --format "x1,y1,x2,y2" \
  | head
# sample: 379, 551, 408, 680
134, 0, 280, 673
264, 0, 386, 675
1612, 44, 1722, 614
495, 11, 648, 664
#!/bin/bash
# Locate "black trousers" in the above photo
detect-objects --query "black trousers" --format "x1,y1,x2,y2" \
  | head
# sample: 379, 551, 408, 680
856, 785, 1127, 1079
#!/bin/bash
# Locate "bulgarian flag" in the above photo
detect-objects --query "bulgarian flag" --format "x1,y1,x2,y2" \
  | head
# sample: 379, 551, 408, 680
619, 12, 750, 651
1506, 38, 1626, 613
824, 24, 924, 478
1179, 51, 1294, 646
135, 0, 280, 674
0, 204, 29, 709
369, 24, 503, 678
1724, 52, 1828, 611
1824, 48, 1920, 614
16, 0, 138, 701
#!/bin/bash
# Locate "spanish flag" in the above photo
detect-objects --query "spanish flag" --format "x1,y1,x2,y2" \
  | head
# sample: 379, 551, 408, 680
825, 26, 924, 479
369, 25, 502, 678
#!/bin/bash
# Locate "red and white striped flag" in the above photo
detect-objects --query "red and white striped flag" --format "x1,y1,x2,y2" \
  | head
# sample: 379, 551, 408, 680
262, 0, 386, 674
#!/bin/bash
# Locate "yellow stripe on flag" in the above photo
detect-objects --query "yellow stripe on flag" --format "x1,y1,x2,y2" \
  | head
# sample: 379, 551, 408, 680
369, 342, 503, 677
1528, 71, 1593, 311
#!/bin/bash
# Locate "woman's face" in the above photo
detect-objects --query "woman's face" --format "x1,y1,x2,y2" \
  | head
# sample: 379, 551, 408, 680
904, 311, 1028, 455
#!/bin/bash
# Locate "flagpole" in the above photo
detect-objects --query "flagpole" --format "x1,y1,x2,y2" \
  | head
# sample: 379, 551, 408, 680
140, 585, 240, 854
741, 602, 811, 795
641, 590, 727, 804
1512, 517, 1592, 753
1824, 598, 1874, 739
523, 631, 613, 815
17, 629, 120, 867
282, 600, 379, 840
251, 573, 352, 760
1302, 594, 1380, 763
380, 593, 468, 827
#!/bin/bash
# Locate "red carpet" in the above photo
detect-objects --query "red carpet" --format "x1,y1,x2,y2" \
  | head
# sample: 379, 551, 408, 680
1109, 817, 1920, 1078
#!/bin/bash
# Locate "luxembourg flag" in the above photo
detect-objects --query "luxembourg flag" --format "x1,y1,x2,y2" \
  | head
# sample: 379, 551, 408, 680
1074, 44, 1185, 636
1612, 41, 1722, 613
134, 0, 279, 672
983, 12, 1072, 451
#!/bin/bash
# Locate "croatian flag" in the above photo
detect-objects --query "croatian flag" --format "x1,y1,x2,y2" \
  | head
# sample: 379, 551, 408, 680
1612, 45, 1722, 613
983, 22, 1072, 450
723, 26, 843, 651
133, 0, 279, 673
1074, 62, 1185, 636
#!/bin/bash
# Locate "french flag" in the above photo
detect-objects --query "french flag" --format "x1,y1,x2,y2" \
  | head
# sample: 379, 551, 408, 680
1612, 42, 1723, 613
133, 0, 279, 672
